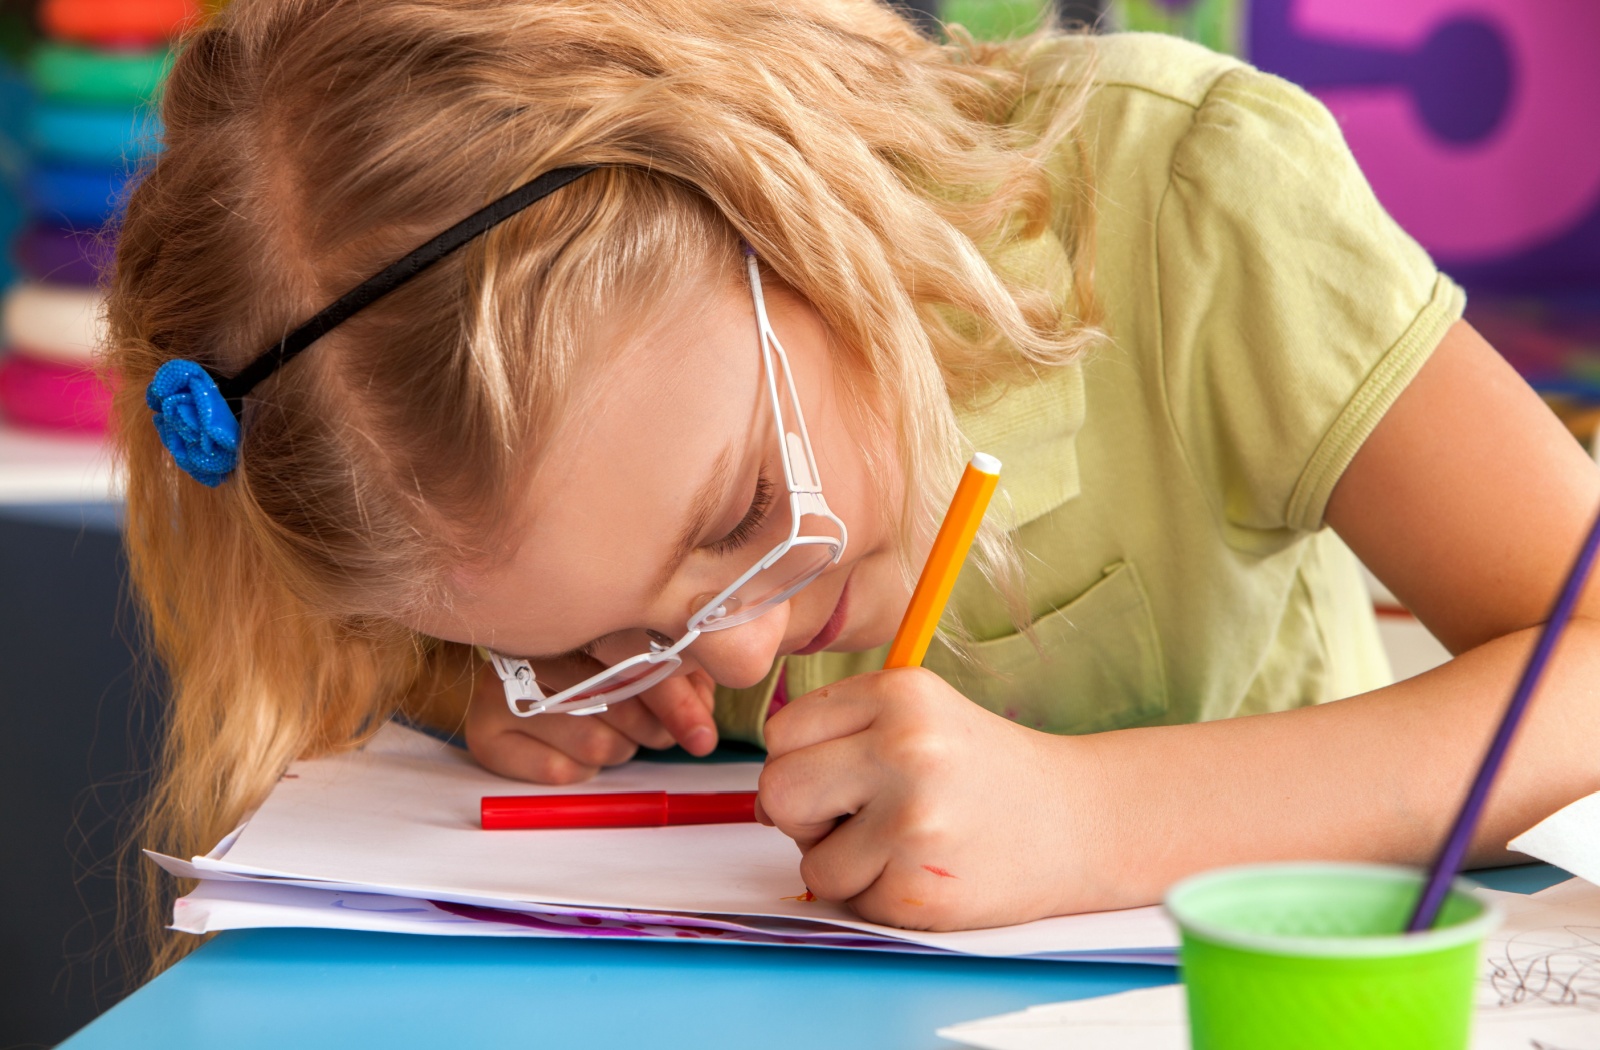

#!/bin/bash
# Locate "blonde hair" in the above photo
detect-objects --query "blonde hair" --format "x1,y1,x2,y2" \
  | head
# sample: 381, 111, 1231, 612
106, 0, 1099, 970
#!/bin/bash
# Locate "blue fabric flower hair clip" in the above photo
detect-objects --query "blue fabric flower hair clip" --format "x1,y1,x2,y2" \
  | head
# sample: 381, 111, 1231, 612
146, 360, 239, 488
144, 166, 596, 486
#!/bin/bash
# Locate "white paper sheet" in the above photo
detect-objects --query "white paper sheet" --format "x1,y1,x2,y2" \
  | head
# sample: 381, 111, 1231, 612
173, 880, 544, 937
939, 880, 1600, 1049
170, 876, 1176, 963
172, 880, 963, 953
940, 985, 1183, 1050
162, 723, 1178, 961
1510, 789, 1600, 888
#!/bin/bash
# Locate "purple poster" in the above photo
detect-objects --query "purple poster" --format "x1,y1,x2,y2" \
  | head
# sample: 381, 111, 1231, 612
1249, 0, 1600, 294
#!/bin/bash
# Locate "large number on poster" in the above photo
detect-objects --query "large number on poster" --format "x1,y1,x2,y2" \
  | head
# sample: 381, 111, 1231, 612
1250, 0, 1600, 287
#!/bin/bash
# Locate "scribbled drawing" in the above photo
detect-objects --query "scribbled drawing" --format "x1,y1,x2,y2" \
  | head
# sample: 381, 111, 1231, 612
780, 889, 817, 903
329, 896, 430, 914
1485, 925, 1600, 1013
432, 900, 654, 937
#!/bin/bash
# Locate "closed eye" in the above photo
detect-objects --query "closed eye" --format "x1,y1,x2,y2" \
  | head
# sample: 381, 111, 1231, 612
528, 469, 775, 664
706, 469, 774, 556
530, 638, 602, 667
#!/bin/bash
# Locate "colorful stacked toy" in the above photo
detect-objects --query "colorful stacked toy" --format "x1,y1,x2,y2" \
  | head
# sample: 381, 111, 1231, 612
0, 0, 197, 434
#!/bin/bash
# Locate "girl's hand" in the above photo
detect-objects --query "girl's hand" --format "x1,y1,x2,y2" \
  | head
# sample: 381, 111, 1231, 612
465, 659, 719, 784
759, 668, 1113, 931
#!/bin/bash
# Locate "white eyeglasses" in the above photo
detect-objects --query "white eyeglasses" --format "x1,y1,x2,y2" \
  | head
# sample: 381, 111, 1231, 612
484, 248, 848, 718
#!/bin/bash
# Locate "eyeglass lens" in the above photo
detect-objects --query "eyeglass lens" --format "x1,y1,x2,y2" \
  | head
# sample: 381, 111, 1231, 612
694, 533, 840, 630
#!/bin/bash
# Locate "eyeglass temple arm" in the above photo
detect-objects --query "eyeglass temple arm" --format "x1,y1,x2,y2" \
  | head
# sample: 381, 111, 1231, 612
746, 254, 825, 498
482, 648, 549, 711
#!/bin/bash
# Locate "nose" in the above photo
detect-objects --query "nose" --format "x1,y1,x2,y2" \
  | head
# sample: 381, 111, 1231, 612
684, 601, 791, 690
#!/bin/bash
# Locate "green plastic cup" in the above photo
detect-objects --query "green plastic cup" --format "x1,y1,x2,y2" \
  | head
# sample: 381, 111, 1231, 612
1165, 862, 1502, 1050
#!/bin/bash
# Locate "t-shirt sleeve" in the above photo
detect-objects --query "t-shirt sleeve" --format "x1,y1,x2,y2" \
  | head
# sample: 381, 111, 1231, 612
1155, 65, 1464, 535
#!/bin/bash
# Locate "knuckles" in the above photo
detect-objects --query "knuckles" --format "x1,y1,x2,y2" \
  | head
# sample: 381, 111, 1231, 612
877, 719, 955, 780
880, 666, 953, 715
568, 729, 637, 769
755, 757, 800, 825
756, 760, 839, 845
761, 705, 797, 756
797, 849, 844, 900
466, 730, 598, 786
885, 805, 954, 853
639, 725, 678, 750
530, 753, 600, 786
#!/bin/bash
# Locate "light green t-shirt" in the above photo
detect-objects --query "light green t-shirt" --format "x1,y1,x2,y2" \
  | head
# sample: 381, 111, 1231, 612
714, 33, 1464, 746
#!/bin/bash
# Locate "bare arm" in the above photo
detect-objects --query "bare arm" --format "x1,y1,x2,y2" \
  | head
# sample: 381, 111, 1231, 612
1081, 319, 1600, 905
759, 321, 1600, 929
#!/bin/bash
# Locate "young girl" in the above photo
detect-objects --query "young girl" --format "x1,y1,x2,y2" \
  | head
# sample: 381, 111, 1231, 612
111, 0, 1600, 958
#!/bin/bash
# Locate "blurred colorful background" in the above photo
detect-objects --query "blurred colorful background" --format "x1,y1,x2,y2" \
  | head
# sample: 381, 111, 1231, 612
0, 1, 1595, 1046
1, 4, 200, 1048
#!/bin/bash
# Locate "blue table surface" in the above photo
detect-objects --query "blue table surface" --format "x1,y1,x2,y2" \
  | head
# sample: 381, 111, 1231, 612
61, 864, 1569, 1049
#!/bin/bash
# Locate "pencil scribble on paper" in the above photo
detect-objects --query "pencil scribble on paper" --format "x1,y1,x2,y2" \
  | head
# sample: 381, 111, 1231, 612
1484, 923, 1600, 1012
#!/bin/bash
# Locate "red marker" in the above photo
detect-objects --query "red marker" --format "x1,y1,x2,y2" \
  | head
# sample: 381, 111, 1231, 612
480, 791, 757, 830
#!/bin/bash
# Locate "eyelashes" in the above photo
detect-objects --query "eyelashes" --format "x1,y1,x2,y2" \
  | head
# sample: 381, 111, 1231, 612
543, 640, 601, 667
706, 469, 775, 556
538, 470, 776, 666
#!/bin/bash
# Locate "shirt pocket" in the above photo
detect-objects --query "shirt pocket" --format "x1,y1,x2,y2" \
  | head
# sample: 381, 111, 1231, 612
922, 560, 1170, 735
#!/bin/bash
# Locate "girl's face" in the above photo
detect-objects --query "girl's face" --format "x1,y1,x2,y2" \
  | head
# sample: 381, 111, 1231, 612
410, 266, 910, 690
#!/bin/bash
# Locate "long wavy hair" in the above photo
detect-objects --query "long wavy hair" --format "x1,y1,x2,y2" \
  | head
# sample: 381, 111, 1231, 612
105, 0, 1100, 971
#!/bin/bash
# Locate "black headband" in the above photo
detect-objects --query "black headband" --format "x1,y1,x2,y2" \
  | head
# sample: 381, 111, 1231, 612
145, 165, 598, 487
219, 164, 598, 411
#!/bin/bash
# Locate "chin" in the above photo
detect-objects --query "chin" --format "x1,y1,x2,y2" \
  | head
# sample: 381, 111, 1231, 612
831, 625, 896, 654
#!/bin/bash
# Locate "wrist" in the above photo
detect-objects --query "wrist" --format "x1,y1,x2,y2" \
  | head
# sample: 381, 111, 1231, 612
1038, 728, 1135, 916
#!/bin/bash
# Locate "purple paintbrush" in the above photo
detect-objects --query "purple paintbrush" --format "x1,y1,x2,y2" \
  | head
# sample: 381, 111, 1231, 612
1407, 503, 1600, 932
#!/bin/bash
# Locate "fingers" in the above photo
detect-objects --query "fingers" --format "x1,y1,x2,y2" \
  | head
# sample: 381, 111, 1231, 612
759, 735, 875, 849
573, 669, 716, 755
465, 654, 725, 784
467, 724, 608, 785
795, 803, 968, 930
833, 854, 962, 932
762, 675, 884, 758
594, 698, 677, 751
467, 667, 641, 783
636, 670, 718, 755
794, 808, 891, 905
525, 711, 641, 765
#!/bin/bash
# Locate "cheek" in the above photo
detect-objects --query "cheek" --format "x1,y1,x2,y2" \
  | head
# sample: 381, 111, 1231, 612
835, 424, 911, 641
835, 425, 900, 561
817, 395, 895, 540
844, 547, 912, 649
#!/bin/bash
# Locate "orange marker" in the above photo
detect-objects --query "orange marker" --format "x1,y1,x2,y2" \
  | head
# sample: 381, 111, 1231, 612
884, 452, 1001, 669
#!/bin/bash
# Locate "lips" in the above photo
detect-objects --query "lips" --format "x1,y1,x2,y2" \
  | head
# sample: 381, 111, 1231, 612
794, 577, 849, 655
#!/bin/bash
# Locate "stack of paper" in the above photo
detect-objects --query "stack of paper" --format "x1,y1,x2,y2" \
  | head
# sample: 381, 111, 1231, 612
939, 878, 1600, 1049
151, 723, 1179, 963
1510, 788, 1600, 887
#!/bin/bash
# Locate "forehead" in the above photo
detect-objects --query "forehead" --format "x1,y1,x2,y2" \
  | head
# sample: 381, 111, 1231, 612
445, 272, 763, 650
